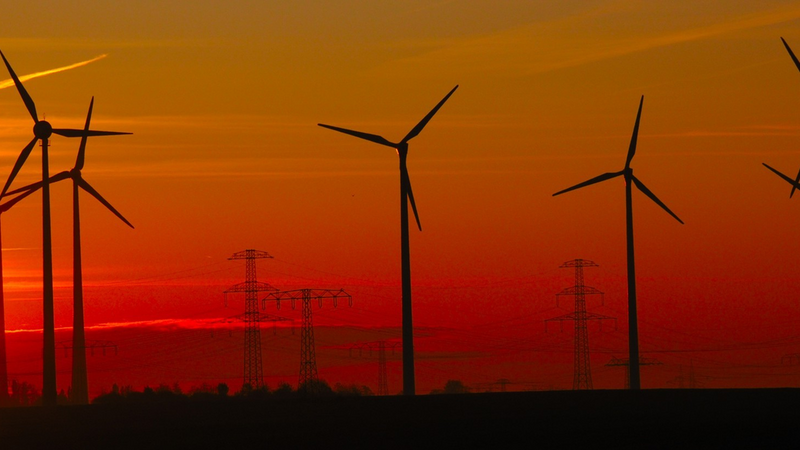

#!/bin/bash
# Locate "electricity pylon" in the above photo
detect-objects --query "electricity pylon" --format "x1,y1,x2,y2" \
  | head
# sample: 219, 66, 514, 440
606, 356, 662, 389
668, 360, 709, 389
224, 250, 278, 389
263, 289, 351, 393
545, 259, 615, 390
782, 353, 800, 365
350, 340, 401, 396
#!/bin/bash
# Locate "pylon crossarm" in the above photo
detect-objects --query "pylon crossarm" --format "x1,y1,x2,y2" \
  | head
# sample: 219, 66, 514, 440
606, 357, 627, 367
606, 356, 662, 367
556, 286, 604, 296
224, 281, 278, 294
546, 313, 578, 322
559, 259, 599, 269
57, 339, 117, 357
228, 250, 273, 260
262, 288, 352, 310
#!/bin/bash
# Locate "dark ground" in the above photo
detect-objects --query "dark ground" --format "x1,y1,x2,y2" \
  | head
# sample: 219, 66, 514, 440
0, 389, 797, 449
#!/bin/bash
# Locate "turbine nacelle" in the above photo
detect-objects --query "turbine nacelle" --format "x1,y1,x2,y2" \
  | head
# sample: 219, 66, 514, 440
553, 96, 683, 225
317, 84, 458, 396
33, 121, 53, 139
396, 142, 409, 156
318, 85, 458, 233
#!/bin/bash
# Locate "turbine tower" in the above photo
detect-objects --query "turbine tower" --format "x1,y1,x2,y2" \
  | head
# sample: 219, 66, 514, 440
553, 96, 683, 390
763, 38, 800, 192
0, 50, 130, 406
7, 98, 134, 405
318, 85, 458, 395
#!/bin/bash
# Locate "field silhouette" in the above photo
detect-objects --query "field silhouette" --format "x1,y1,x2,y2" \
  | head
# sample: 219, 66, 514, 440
1, 388, 798, 449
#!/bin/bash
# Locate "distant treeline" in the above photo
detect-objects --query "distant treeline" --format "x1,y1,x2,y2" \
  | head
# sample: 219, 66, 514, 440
91, 379, 373, 404
1, 378, 472, 407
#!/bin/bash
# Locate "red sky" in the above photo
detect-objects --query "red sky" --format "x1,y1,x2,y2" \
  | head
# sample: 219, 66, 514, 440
4, 0, 800, 397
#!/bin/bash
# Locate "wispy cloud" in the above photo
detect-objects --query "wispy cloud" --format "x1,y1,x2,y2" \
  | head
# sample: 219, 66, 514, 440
0, 54, 107, 91
377, 2, 800, 77
7, 317, 254, 334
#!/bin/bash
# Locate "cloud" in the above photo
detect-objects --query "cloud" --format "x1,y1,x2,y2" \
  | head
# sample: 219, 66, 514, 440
6, 317, 261, 334
0, 54, 107, 91
376, 2, 800, 77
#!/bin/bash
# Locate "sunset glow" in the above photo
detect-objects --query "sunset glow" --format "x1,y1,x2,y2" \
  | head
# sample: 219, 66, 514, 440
3, 0, 800, 399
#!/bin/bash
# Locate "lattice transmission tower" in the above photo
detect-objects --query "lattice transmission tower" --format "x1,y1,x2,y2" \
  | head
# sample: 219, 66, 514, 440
668, 360, 709, 389
263, 288, 351, 393
606, 356, 662, 389
224, 249, 278, 389
545, 259, 615, 390
350, 340, 401, 396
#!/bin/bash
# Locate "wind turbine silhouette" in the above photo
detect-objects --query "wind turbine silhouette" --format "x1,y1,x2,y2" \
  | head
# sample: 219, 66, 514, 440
0, 187, 42, 404
0, 50, 130, 406
553, 96, 683, 390
763, 38, 800, 194
7, 98, 133, 405
318, 85, 458, 395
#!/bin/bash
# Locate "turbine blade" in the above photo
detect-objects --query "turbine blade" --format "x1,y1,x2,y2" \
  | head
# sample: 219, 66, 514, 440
0, 50, 38, 123
0, 187, 38, 213
4, 170, 71, 197
76, 177, 134, 228
52, 128, 131, 138
625, 96, 644, 170
1, 137, 38, 198
401, 85, 459, 144
403, 168, 422, 231
317, 124, 396, 148
552, 171, 624, 196
76, 97, 94, 171
631, 175, 684, 224
781, 37, 800, 75
791, 166, 800, 199
763, 163, 800, 192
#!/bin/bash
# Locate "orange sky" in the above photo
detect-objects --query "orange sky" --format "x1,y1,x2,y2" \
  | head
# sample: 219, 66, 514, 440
4, 0, 800, 395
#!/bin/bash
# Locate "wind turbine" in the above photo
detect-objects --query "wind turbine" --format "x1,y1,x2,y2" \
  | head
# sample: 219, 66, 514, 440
552, 96, 683, 390
763, 38, 800, 194
0, 50, 130, 406
318, 85, 458, 395
0, 187, 42, 404
5, 97, 133, 405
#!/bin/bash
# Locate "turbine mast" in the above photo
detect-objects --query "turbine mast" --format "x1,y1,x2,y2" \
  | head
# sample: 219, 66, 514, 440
399, 145, 415, 395
41, 136, 57, 406
625, 168, 640, 389
71, 176, 89, 404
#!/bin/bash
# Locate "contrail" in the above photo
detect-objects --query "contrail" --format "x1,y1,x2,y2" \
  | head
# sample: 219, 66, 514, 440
0, 54, 107, 90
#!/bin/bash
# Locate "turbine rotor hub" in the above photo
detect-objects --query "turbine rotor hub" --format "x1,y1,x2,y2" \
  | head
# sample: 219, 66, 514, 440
396, 142, 409, 156
33, 121, 53, 139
